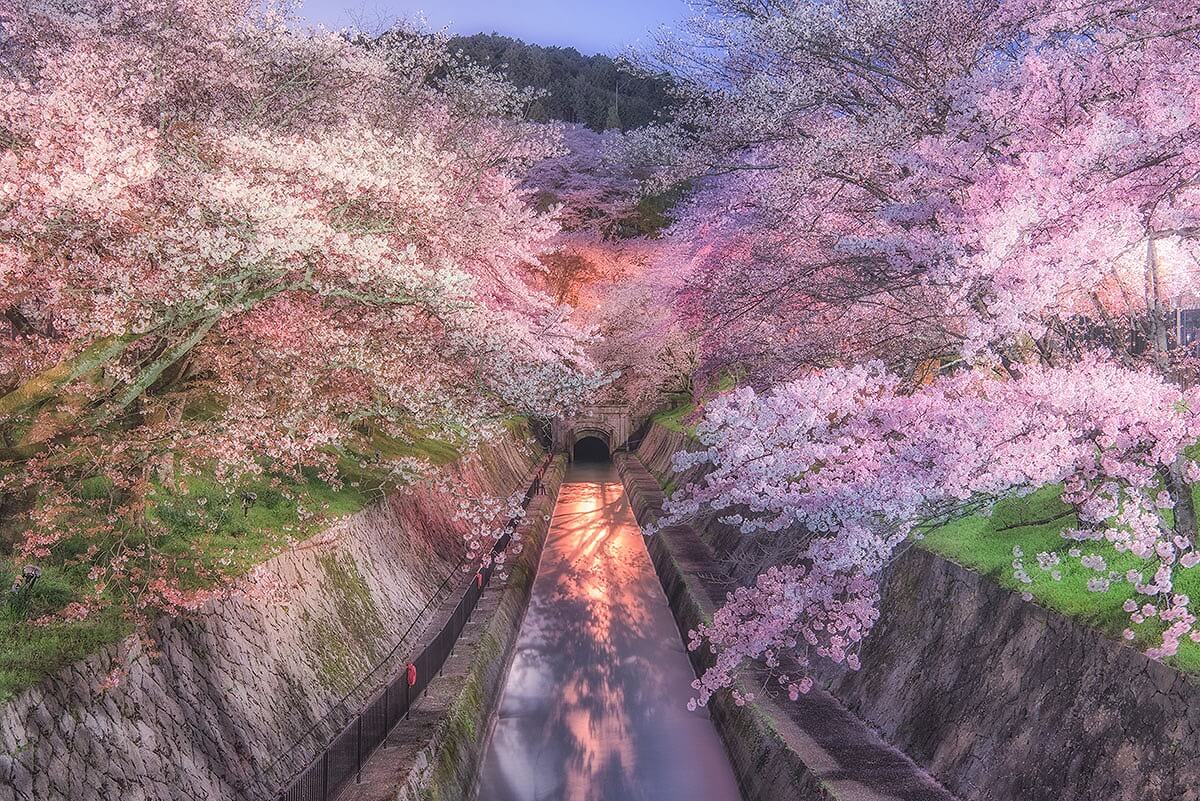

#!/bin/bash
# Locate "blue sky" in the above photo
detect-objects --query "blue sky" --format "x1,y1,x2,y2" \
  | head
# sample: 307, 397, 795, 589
297, 0, 688, 55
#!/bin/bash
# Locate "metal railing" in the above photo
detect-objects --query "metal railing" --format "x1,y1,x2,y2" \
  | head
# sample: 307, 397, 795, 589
276, 455, 552, 801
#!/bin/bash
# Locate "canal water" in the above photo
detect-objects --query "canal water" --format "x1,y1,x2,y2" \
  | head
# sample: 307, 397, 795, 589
473, 461, 744, 801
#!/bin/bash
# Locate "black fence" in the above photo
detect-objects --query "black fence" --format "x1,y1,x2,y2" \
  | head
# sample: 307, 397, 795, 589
277, 456, 552, 801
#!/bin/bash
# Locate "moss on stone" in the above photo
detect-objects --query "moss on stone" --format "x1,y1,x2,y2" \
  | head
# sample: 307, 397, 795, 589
297, 554, 386, 693
416, 626, 514, 801
431, 668, 486, 792
308, 617, 361, 693
318, 552, 384, 659
419, 487, 551, 801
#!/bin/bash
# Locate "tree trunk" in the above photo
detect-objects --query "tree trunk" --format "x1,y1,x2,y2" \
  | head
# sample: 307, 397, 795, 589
1142, 236, 1198, 542
1168, 454, 1198, 543
1145, 237, 1172, 372
0, 335, 134, 423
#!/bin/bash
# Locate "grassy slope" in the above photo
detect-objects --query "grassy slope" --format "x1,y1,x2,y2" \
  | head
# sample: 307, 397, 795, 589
651, 375, 736, 436
651, 399, 699, 435
920, 483, 1200, 674
0, 426, 475, 703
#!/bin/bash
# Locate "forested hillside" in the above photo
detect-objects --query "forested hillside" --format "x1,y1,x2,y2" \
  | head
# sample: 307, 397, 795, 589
448, 33, 674, 131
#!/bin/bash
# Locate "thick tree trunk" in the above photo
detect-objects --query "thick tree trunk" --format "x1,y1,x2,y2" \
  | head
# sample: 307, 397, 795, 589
0, 335, 134, 424
91, 313, 221, 426
1168, 455, 1198, 544
1146, 237, 1197, 542
1145, 237, 1173, 371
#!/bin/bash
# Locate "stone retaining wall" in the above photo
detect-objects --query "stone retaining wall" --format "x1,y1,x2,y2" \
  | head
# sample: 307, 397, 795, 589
0, 435, 542, 801
631, 422, 1200, 801
823, 547, 1200, 801
617, 450, 956, 801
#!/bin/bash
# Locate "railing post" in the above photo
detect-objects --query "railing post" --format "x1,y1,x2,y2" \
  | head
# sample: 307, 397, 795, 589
321, 752, 329, 801
356, 715, 363, 784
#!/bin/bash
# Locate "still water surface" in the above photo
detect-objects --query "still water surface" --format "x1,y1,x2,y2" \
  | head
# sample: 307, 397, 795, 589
474, 461, 744, 801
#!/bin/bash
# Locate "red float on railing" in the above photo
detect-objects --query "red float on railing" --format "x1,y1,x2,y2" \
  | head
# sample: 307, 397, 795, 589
406, 663, 417, 687
475, 572, 484, 589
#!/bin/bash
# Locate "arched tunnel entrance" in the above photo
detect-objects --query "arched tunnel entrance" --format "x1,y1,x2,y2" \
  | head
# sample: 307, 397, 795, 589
572, 435, 610, 462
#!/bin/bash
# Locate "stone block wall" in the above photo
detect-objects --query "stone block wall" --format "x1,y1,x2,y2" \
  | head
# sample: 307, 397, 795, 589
822, 547, 1200, 801
0, 435, 541, 801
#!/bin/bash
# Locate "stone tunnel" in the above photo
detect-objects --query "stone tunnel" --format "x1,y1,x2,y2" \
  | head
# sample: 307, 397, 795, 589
551, 404, 633, 462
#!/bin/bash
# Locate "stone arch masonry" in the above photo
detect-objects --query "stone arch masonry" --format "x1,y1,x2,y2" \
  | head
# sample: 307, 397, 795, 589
551, 404, 632, 460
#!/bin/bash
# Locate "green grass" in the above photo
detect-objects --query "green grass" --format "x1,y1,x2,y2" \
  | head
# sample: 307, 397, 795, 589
920, 484, 1200, 674
0, 423, 471, 702
0, 562, 132, 698
651, 375, 737, 436
651, 397, 699, 434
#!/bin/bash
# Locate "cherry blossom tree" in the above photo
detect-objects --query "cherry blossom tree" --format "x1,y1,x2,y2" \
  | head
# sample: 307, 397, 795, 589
653, 360, 1200, 704
622, 0, 1011, 385
583, 245, 698, 414
630, 0, 1200, 378
524, 123, 694, 413
629, 0, 1200, 702
0, 0, 599, 622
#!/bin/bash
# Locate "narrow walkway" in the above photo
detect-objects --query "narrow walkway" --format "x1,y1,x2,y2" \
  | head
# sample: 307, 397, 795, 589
474, 461, 744, 801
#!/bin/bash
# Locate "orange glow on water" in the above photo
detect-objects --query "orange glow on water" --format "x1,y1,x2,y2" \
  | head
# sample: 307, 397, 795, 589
475, 463, 743, 801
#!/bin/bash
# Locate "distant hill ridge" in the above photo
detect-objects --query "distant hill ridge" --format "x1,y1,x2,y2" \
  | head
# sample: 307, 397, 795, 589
448, 33, 675, 132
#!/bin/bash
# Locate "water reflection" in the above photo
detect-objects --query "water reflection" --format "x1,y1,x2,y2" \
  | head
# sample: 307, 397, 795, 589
475, 463, 744, 801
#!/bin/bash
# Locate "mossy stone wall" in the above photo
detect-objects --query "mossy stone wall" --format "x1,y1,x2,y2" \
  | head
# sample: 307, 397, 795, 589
0, 436, 541, 801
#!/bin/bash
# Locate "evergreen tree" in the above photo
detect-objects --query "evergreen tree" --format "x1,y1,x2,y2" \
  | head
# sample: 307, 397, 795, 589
448, 33, 674, 130
605, 84, 621, 130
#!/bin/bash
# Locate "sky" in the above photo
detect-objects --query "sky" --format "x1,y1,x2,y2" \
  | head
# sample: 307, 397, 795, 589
297, 0, 689, 55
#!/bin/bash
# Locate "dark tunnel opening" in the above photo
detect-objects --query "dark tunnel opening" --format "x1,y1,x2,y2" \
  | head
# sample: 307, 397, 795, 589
573, 436, 610, 462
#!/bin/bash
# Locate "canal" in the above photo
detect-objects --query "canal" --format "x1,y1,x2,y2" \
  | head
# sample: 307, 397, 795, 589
473, 460, 743, 801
